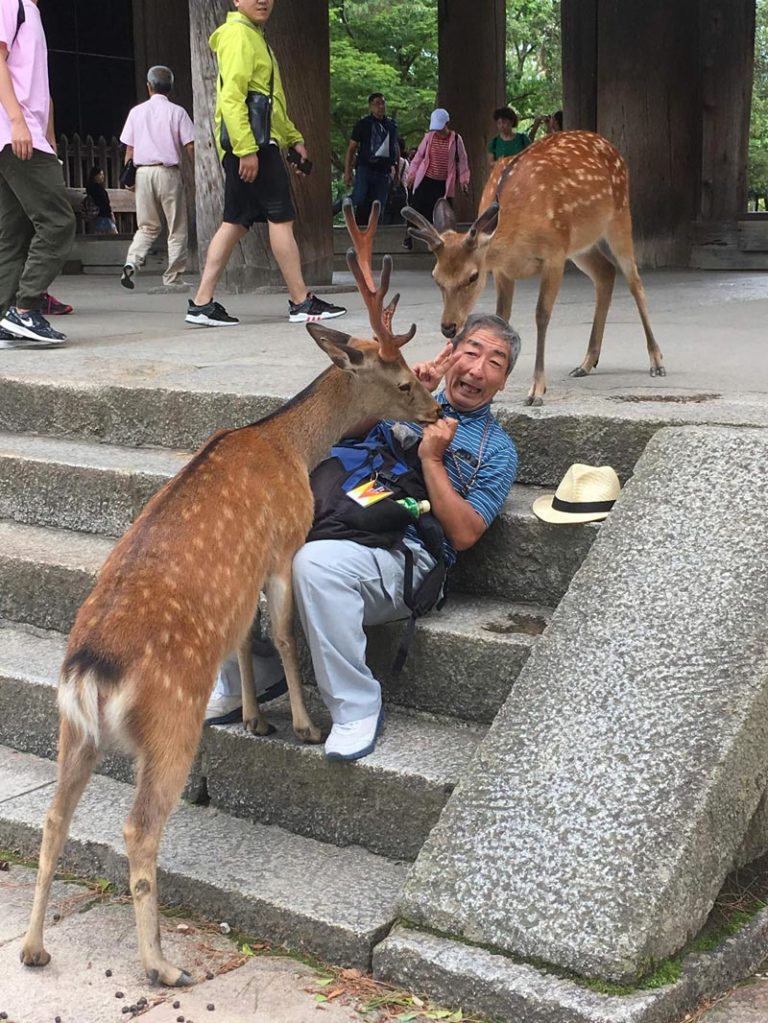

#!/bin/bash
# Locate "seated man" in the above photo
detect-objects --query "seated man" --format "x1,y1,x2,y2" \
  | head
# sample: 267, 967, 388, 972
205, 312, 521, 760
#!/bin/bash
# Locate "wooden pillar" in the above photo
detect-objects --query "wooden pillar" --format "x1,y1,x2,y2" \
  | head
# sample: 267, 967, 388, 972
594, 0, 702, 267
133, 0, 193, 115
190, 0, 332, 292
438, 0, 505, 220
699, 0, 756, 221
561, 0, 597, 131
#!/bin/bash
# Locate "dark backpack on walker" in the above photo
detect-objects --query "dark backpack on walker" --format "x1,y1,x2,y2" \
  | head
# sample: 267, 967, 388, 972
307, 422, 449, 671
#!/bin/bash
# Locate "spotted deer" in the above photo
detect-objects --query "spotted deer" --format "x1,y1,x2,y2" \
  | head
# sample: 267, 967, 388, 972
20, 201, 439, 987
403, 130, 665, 405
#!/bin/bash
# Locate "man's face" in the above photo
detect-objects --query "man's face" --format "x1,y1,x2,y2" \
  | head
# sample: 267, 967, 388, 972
443, 329, 509, 411
234, 0, 273, 24
369, 96, 386, 119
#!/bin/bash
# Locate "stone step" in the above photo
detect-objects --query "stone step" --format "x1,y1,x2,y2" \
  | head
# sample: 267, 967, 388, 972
0, 745, 406, 970
4, 377, 765, 488
0, 515, 551, 710
0, 622, 485, 860
0, 429, 594, 605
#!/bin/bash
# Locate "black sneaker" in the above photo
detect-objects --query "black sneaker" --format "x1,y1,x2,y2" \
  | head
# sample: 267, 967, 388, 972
120, 262, 136, 290
0, 308, 67, 345
288, 293, 347, 323
185, 299, 240, 327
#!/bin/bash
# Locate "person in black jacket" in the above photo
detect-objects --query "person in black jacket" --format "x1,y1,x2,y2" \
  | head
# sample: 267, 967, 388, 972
86, 166, 117, 234
344, 93, 398, 225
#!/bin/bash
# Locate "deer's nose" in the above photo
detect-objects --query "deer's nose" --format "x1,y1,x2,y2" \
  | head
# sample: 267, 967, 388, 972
441, 323, 457, 338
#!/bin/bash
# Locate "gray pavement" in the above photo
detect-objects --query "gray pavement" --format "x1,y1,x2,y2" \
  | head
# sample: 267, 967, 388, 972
2, 265, 766, 405
0, 862, 374, 1023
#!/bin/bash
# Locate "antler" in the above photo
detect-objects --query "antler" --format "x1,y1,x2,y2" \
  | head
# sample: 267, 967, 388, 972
343, 198, 416, 362
401, 206, 444, 251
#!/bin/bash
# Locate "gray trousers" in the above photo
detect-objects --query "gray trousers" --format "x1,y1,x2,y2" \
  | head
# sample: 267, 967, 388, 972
0, 146, 76, 313
213, 537, 436, 724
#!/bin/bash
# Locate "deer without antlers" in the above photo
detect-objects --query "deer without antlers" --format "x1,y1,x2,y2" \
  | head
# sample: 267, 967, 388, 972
21, 200, 439, 987
403, 130, 665, 405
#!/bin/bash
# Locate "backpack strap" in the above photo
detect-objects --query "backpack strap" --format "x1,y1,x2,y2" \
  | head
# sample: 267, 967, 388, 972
11, 0, 25, 48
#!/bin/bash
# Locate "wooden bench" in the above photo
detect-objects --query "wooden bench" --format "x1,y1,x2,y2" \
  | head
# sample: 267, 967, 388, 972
65, 186, 137, 235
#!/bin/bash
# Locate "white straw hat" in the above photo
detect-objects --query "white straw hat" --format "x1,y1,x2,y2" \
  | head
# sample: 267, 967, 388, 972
532, 464, 621, 524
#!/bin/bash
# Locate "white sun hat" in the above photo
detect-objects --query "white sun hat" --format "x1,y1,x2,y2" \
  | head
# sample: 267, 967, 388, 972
532, 463, 621, 524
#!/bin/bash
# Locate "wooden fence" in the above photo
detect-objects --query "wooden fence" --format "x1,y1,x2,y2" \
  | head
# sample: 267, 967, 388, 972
58, 133, 137, 234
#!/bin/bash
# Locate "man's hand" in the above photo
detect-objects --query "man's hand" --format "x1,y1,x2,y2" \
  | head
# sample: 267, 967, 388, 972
343, 169, 353, 188
419, 416, 458, 464
461, 182, 469, 195
412, 342, 460, 391
11, 116, 32, 160
239, 153, 259, 182
289, 142, 310, 176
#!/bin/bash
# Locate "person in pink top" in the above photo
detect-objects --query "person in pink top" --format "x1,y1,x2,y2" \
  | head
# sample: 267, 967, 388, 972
120, 65, 195, 294
0, 0, 76, 349
403, 108, 470, 248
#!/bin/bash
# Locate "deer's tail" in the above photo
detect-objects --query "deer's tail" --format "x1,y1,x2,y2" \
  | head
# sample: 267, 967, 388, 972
57, 647, 129, 752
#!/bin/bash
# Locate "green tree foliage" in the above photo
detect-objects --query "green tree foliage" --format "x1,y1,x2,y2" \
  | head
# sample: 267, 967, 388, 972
505, 0, 562, 123
749, 0, 768, 206
328, 0, 562, 180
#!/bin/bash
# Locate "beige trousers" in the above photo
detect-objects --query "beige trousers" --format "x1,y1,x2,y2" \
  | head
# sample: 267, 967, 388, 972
126, 166, 187, 285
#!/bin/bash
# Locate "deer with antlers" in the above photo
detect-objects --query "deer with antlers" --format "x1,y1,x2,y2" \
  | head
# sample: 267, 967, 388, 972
403, 130, 665, 405
20, 201, 439, 987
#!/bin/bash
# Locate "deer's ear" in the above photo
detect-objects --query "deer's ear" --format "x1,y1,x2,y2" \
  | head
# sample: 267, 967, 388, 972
433, 197, 456, 233
306, 323, 364, 371
465, 202, 500, 251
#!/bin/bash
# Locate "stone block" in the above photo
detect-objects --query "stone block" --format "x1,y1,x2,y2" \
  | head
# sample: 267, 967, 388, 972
398, 427, 768, 983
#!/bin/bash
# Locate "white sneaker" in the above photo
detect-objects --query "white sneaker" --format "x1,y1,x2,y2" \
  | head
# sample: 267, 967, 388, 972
205, 646, 288, 724
324, 708, 384, 761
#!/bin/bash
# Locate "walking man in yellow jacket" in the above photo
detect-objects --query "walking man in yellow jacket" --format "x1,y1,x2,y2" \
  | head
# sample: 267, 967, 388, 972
186, 0, 345, 327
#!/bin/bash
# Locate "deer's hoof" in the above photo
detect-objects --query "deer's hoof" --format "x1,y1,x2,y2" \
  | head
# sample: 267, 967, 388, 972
20, 946, 51, 968
569, 366, 589, 378
244, 718, 276, 737
147, 964, 193, 987
525, 395, 544, 407
295, 723, 323, 745
650, 365, 666, 377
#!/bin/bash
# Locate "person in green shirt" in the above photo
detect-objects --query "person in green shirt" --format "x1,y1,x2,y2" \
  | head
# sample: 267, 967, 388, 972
187, 0, 346, 327
486, 106, 531, 168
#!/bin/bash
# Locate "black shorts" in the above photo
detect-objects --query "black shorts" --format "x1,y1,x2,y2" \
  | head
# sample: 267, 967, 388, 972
222, 144, 295, 226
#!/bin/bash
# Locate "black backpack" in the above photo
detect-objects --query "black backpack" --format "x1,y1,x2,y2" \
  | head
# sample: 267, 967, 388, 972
308, 422, 449, 671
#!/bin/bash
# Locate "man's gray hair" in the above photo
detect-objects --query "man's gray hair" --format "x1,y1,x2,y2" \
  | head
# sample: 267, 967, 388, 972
455, 312, 521, 376
147, 66, 174, 95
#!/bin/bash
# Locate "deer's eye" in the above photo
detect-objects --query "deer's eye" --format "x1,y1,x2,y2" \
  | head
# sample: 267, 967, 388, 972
468, 271, 480, 285
399, 382, 412, 393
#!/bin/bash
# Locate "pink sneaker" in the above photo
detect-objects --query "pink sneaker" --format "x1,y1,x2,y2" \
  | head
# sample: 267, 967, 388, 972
41, 292, 74, 316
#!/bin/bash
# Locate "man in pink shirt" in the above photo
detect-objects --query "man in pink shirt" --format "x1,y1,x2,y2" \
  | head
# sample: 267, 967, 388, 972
120, 65, 195, 293
0, 0, 75, 349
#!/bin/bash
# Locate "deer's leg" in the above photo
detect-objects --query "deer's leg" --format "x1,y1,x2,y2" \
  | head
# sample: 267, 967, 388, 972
527, 260, 565, 406
493, 270, 515, 321
124, 727, 200, 987
568, 245, 616, 377
265, 570, 322, 744
604, 212, 665, 376
239, 628, 275, 738
21, 719, 99, 968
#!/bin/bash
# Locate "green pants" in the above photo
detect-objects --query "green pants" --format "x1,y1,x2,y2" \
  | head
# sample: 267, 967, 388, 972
0, 144, 76, 314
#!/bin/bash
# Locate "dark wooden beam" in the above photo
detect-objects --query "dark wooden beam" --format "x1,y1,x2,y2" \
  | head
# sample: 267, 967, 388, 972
438, 0, 506, 219
190, 0, 332, 292
699, 0, 756, 221
133, 0, 193, 116
594, 0, 701, 266
561, 0, 597, 131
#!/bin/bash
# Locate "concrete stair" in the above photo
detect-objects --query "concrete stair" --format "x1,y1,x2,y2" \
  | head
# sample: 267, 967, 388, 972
0, 372, 604, 972
0, 745, 403, 969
